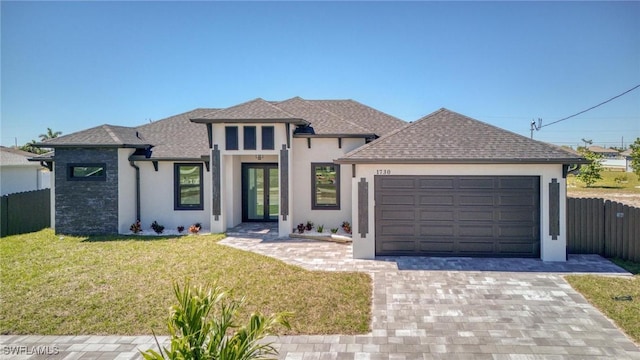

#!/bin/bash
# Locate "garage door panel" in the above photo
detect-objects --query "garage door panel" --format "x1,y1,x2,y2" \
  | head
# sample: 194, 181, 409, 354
420, 210, 454, 221
458, 194, 494, 206
380, 209, 415, 221
498, 209, 537, 222
456, 241, 496, 254
499, 194, 536, 206
419, 195, 455, 206
499, 177, 537, 190
418, 177, 454, 189
458, 178, 494, 189
378, 223, 416, 236
419, 224, 455, 236
459, 225, 494, 237
379, 194, 415, 206
459, 210, 494, 221
379, 177, 415, 189
498, 225, 538, 238
375, 175, 540, 258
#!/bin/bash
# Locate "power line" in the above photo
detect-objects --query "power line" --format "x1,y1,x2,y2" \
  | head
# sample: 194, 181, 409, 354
543, 83, 640, 128
530, 83, 640, 138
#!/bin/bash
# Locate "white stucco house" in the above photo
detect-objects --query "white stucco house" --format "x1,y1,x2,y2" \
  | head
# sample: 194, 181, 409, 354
37, 97, 585, 261
0, 146, 50, 196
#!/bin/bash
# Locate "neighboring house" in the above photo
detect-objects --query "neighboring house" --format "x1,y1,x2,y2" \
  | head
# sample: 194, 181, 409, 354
620, 149, 634, 172
0, 146, 50, 196
587, 145, 620, 158
37, 97, 585, 261
587, 145, 628, 171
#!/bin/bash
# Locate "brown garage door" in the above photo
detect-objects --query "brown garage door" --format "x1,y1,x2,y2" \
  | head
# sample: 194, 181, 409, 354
375, 176, 540, 257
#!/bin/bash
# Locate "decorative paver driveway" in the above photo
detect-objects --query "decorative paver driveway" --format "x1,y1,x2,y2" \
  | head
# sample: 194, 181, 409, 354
2, 223, 638, 359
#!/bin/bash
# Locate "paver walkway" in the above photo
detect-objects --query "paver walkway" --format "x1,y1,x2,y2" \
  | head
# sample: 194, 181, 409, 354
2, 223, 638, 359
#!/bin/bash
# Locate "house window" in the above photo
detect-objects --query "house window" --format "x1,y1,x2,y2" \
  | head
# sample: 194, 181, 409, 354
225, 126, 238, 150
312, 163, 340, 210
174, 163, 203, 210
67, 163, 106, 181
262, 126, 275, 150
244, 126, 256, 150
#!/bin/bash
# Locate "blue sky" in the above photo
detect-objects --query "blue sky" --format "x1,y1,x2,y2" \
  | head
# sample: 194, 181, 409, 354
2, 1, 639, 149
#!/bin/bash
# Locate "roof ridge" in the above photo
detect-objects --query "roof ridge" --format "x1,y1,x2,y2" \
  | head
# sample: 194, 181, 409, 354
298, 98, 371, 133
139, 108, 217, 129
340, 113, 416, 159
102, 125, 122, 144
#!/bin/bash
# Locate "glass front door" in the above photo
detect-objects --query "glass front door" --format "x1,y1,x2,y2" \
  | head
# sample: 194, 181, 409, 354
242, 163, 279, 222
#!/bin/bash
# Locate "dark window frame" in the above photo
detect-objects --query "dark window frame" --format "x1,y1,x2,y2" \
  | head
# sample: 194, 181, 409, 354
67, 163, 106, 181
244, 126, 257, 150
262, 126, 275, 150
311, 162, 340, 210
225, 126, 239, 150
174, 163, 204, 211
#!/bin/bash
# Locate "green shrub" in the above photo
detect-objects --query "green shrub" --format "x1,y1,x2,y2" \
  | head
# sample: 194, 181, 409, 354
141, 281, 290, 360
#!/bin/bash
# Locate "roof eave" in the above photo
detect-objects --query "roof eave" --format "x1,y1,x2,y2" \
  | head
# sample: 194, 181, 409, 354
190, 117, 309, 126
129, 155, 207, 162
34, 143, 150, 149
335, 158, 589, 165
293, 133, 378, 139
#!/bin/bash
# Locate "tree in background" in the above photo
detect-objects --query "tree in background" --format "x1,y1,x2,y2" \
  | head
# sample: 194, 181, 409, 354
576, 147, 603, 187
39, 127, 62, 141
19, 140, 46, 154
630, 137, 640, 177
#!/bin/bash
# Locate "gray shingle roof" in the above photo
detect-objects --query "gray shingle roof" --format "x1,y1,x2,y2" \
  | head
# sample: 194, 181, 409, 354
193, 97, 406, 136
135, 108, 215, 159
337, 108, 586, 164
193, 98, 306, 123
37, 124, 149, 148
308, 99, 406, 136
274, 97, 372, 135
0, 146, 43, 166
35, 97, 407, 160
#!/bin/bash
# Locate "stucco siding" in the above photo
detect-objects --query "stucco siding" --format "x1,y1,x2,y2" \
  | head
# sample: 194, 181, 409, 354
351, 163, 567, 262
136, 160, 210, 234
291, 137, 365, 232
0, 166, 41, 195
210, 123, 292, 236
117, 149, 137, 233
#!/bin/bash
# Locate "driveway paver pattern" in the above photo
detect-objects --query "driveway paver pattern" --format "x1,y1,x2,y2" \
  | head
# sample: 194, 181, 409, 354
2, 223, 638, 359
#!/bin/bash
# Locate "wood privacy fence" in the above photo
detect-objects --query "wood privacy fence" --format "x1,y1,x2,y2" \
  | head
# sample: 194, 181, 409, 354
567, 197, 640, 262
0, 189, 50, 237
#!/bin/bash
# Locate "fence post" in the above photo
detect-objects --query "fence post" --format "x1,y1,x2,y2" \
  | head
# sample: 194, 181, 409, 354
0, 195, 8, 237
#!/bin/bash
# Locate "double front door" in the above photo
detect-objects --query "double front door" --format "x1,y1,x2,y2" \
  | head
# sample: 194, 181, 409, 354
242, 163, 278, 222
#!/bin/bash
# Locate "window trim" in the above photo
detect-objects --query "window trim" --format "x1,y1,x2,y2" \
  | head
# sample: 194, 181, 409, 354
225, 126, 239, 150
244, 126, 257, 150
262, 126, 275, 150
67, 163, 106, 181
174, 163, 204, 211
311, 162, 340, 210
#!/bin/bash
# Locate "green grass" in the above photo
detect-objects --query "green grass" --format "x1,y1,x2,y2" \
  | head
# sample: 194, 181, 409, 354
565, 259, 640, 343
568, 171, 640, 192
0, 229, 371, 335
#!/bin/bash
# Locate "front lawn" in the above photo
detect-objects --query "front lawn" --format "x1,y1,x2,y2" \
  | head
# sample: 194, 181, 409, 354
565, 260, 640, 343
0, 229, 371, 335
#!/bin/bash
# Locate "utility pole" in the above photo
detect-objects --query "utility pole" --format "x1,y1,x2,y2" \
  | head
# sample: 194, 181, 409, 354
530, 118, 542, 139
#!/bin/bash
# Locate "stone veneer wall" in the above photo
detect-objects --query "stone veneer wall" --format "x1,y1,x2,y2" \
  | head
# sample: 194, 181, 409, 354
54, 148, 119, 235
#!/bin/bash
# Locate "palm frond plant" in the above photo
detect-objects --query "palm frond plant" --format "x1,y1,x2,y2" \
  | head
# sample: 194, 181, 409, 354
141, 280, 291, 360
